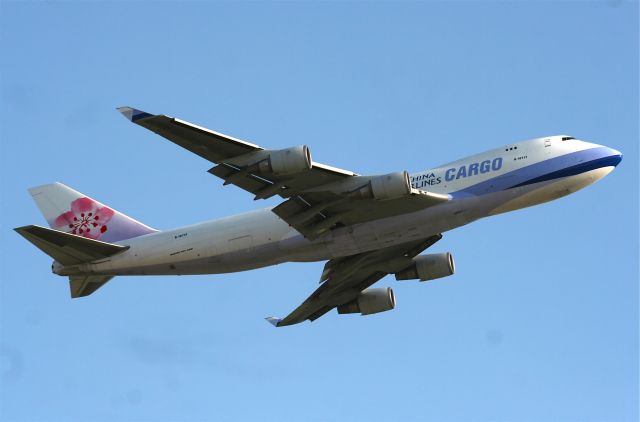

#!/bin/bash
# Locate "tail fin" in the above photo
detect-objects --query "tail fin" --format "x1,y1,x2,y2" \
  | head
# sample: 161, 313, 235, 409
14, 225, 127, 298
28, 182, 157, 243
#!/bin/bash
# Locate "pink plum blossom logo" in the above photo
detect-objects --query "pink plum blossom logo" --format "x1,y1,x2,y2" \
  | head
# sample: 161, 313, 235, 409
54, 197, 115, 239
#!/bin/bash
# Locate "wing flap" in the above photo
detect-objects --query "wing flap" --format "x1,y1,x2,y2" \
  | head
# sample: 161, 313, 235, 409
208, 163, 275, 196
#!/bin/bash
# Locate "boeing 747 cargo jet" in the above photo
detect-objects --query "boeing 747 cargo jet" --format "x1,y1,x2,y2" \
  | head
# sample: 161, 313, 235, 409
15, 108, 622, 326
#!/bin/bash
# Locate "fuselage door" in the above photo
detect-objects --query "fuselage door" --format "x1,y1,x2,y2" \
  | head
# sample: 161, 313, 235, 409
227, 235, 254, 254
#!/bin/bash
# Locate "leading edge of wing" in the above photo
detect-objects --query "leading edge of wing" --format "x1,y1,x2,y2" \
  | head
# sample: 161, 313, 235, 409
311, 161, 359, 177
116, 106, 263, 150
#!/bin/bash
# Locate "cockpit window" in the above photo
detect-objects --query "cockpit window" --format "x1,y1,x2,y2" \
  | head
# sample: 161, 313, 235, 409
561, 136, 575, 141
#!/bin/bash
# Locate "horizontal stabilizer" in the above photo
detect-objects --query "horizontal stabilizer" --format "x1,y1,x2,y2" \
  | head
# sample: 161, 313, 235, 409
69, 275, 114, 298
14, 225, 128, 266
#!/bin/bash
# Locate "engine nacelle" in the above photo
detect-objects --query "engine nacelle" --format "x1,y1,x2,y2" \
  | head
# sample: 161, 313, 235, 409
337, 287, 396, 316
369, 171, 412, 200
395, 253, 455, 282
258, 145, 312, 176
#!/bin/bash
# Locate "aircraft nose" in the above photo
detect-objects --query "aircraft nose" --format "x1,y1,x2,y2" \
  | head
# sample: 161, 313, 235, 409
605, 147, 623, 167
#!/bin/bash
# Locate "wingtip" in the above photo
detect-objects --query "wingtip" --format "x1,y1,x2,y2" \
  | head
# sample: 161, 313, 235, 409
265, 316, 282, 327
116, 106, 153, 122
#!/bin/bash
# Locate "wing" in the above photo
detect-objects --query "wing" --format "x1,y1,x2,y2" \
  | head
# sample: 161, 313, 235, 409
119, 107, 449, 239
267, 234, 443, 327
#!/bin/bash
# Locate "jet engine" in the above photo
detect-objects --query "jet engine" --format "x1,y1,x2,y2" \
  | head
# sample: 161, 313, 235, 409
347, 171, 412, 201
395, 253, 455, 282
258, 145, 312, 176
337, 287, 396, 316
370, 171, 412, 200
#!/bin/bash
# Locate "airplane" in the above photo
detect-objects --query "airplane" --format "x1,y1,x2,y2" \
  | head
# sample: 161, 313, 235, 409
15, 107, 623, 327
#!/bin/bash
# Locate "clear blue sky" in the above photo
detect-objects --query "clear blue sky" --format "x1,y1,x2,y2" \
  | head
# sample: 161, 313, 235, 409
1, 2, 637, 421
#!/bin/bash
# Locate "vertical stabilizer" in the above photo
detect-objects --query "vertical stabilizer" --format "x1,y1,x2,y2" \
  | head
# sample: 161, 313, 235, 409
28, 182, 157, 243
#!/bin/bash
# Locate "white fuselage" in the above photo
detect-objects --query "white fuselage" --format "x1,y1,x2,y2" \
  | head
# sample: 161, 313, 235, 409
69, 136, 621, 277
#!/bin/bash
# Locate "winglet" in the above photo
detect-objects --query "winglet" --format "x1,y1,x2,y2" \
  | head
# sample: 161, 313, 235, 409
265, 316, 282, 327
116, 106, 154, 122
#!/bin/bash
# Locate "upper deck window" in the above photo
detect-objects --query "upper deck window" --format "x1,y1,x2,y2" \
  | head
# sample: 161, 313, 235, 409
561, 136, 575, 141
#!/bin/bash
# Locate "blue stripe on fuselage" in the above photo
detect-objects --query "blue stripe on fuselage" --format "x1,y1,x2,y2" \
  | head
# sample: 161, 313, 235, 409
451, 147, 620, 197
508, 154, 621, 189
